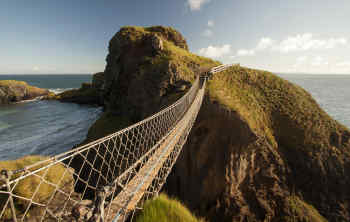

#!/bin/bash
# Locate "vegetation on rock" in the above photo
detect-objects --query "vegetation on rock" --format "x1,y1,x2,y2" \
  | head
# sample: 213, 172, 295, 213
70, 25, 350, 221
0, 80, 49, 104
84, 111, 131, 142
0, 155, 73, 219
87, 25, 218, 141
166, 65, 350, 222
282, 196, 328, 222
54, 82, 101, 105
135, 194, 204, 222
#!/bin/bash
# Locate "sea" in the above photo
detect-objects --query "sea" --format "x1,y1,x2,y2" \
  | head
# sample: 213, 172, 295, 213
0, 75, 102, 160
0, 74, 349, 161
279, 74, 350, 129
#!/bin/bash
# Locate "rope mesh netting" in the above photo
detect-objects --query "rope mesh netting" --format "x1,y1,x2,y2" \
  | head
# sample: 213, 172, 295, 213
0, 64, 233, 222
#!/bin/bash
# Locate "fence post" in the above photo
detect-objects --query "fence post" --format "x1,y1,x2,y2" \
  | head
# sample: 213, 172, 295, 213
88, 185, 112, 222
0, 170, 17, 222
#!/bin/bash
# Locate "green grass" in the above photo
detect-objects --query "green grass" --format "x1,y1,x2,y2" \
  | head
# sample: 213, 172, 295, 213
283, 196, 328, 222
119, 26, 219, 79
116, 26, 220, 82
84, 112, 131, 142
0, 80, 47, 96
136, 34, 220, 84
207, 65, 348, 150
0, 155, 73, 219
135, 194, 205, 222
87, 26, 219, 141
0, 80, 28, 87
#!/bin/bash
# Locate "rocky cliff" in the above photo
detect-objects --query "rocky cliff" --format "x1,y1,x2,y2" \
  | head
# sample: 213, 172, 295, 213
84, 26, 218, 142
53, 82, 102, 105
81, 26, 350, 222
165, 66, 350, 222
0, 80, 50, 104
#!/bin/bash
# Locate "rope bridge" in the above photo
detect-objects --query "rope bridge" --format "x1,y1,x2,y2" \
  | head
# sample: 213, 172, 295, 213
0, 64, 234, 222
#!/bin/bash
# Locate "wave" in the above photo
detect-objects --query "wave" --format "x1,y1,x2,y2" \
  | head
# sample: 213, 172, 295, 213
14, 97, 43, 104
49, 88, 74, 94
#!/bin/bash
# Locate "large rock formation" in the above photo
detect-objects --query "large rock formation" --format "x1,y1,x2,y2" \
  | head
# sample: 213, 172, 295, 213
54, 82, 102, 105
165, 67, 350, 222
49, 72, 105, 105
98, 25, 216, 125
0, 80, 50, 104
80, 26, 350, 221
72, 25, 218, 199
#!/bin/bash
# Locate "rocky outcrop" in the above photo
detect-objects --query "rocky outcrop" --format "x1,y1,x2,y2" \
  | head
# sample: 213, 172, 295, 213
77, 26, 350, 221
0, 80, 49, 104
101, 25, 213, 122
50, 72, 105, 105
165, 66, 350, 222
72, 25, 218, 199
54, 82, 102, 105
92, 72, 105, 90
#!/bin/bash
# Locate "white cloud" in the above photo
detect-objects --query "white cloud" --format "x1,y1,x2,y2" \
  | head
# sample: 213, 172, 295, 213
208, 20, 214, 27
293, 55, 328, 68
235, 37, 273, 57
187, 0, 210, 11
236, 34, 348, 57
237, 49, 255, 56
336, 61, 350, 67
296, 55, 308, 63
256, 37, 274, 50
198, 44, 232, 58
33, 66, 40, 71
202, 29, 213, 37
275, 33, 347, 53
293, 56, 309, 68
311, 56, 328, 66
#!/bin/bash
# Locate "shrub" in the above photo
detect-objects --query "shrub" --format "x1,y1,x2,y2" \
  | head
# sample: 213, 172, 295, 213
135, 194, 205, 222
0, 155, 74, 219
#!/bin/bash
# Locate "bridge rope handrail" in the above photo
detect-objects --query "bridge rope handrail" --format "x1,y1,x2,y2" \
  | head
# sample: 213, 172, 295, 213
0, 64, 233, 222
0, 77, 199, 188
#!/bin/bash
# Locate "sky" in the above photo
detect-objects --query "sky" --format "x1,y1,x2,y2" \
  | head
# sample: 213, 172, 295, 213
1, 0, 350, 74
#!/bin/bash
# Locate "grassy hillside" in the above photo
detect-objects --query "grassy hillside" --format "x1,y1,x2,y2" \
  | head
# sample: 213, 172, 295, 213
0, 156, 73, 219
207, 65, 349, 150
136, 194, 204, 222
0, 80, 49, 104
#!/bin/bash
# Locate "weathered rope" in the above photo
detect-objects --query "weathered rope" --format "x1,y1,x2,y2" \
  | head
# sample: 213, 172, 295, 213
0, 64, 233, 222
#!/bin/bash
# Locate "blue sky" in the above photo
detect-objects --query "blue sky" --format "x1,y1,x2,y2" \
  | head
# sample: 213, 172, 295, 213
1, 0, 350, 74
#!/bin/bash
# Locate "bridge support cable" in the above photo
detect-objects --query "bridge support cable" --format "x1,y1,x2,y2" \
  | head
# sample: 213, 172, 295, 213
0, 64, 232, 222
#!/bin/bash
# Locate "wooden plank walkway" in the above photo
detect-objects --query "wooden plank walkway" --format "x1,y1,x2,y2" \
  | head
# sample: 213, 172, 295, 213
105, 86, 205, 221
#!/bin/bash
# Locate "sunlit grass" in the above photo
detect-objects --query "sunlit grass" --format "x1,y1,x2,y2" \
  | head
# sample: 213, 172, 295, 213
136, 194, 205, 222
0, 155, 73, 219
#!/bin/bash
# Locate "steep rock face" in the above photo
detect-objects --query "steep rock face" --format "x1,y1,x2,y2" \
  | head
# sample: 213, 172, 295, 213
0, 80, 49, 104
54, 82, 102, 105
101, 26, 215, 122
92, 72, 105, 90
50, 72, 105, 105
79, 26, 350, 221
73, 26, 218, 198
165, 66, 350, 222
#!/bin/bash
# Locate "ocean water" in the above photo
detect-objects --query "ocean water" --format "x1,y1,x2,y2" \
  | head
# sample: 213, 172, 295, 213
0, 75, 102, 160
278, 74, 350, 129
0, 74, 349, 160
0, 74, 93, 94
